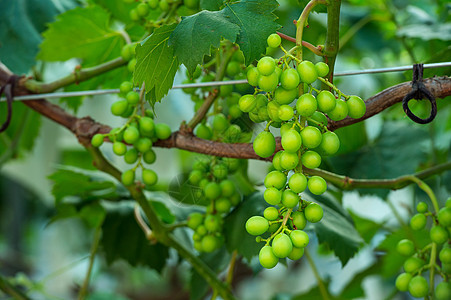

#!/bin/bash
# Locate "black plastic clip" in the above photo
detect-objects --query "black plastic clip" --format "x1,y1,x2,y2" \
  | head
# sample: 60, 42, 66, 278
0, 75, 19, 133
402, 63, 437, 124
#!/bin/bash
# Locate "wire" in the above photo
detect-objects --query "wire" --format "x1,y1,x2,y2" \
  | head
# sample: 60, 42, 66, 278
2, 61, 450, 102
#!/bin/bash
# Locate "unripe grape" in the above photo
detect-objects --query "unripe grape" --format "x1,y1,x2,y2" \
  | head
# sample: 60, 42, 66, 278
302, 150, 321, 169
305, 203, 323, 223
272, 151, 284, 171
403, 256, 425, 273
300, 126, 322, 149
124, 126, 140, 144
280, 151, 299, 170
187, 212, 204, 229
111, 100, 128, 116
264, 207, 279, 221
195, 123, 213, 140
212, 113, 228, 133
217, 197, 232, 213
430, 225, 449, 244
287, 246, 305, 260
239, 94, 257, 112
296, 94, 317, 117
319, 131, 340, 156
416, 201, 428, 213
257, 56, 276, 76
91, 134, 104, 147
272, 233, 293, 258
121, 169, 135, 186
143, 149, 156, 164
315, 62, 329, 78
396, 239, 415, 256
282, 189, 299, 208
184, 0, 200, 10
267, 101, 282, 122
408, 275, 429, 298
309, 111, 328, 128
124, 148, 139, 164
247, 67, 259, 86
201, 235, 219, 253
253, 131, 276, 158
229, 105, 243, 119
438, 207, 451, 227
274, 86, 298, 105
435, 281, 451, 300
289, 173, 307, 193
259, 245, 279, 269
292, 211, 307, 230
282, 129, 302, 152
327, 100, 348, 121
223, 157, 240, 173
226, 61, 241, 77
135, 138, 152, 153
204, 182, 221, 200
121, 44, 133, 61
127, 58, 136, 72
264, 187, 282, 205
395, 273, 412, 292
280, 68, 300, 90
219, 81, 233, 97
204, 214, 222, 232
316, 90, 336, 113
139, 117, 155, 136
113, 141, 127, 156
246, 216, 269, 236
212, 164, 228, 180
159, 0, 169, 12
142, 169, 158, 186
278, 105, 294, 121
439, 247, 451, 264
410, 213, 427, 230
264, 170, 287, 189
229, 193, 241, 206
298, 61, 318, 84
308, 176, 327, 195
196, 224, 207, 236
290, 230, 309, 248
346, 95, 366, 119
148, 0, 159, 9
119, 81, 133, 94
155, 123, 171, 140
189, 169, 203, 185
220, 179, 235, 197
258, 72, 279, 92
267, 33, 282, 48
137, 2, 150, 17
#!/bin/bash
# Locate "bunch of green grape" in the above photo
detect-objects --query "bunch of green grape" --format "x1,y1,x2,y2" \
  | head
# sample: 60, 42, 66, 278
242, 33, 366, 268
124, 0, 201, 22
395, 199, 451, 299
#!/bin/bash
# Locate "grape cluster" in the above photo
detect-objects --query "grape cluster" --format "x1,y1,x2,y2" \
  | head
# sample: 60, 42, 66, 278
124, 0, 200, 22
242, 33, 366, 268
395, 199, 451, 299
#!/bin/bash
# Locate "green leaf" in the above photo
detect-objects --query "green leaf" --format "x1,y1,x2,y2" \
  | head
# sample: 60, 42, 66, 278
37, 5, 123, 62
200, 0, 223, 11
149, 201, 176, 224
101, 202, 169, 269
169, 10, 240, 74
338, 262, 381, 299
348, 210, 382, 243
223, 0, 281, 64
334, 122, 367, 155
79, 203, 106, 228
223, 192, 270, 261
134, 24, 180, 105
397, 23, 451, 41
167, 173, 210, 206
48, 169, 115, 203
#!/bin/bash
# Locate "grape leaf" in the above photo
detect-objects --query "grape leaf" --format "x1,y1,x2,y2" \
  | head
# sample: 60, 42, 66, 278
37, 5, 123, 62
223, 0, 281, 65
169, 10, 240, 74
348, 210, 382, 243
134, 24, 180, 104
200, 0, 224, 11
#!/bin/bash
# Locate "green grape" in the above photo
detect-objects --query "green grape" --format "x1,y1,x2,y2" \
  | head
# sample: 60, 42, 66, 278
247, 67, 259, 86
430, 225, 449, 244
435, 281, 451, 300
290, 230, 309, 248
289, 173, 307, 193
309, 111, 328, 128
264, 207, 279, 221
148, 0, 159, 9
212, 164, 228, 180
268, 222, 281, 233
204, 182, 221, 200
226, 61, 241, 77
121, 105, 134, 118
143, 149, 156, 164
305, 203, 323, 223
258, 106, 270, 121
111, 100, 128, 116
403, 256, 425, 273
91, 134, 104, 147
137, 2, 149, 17
316, 90, 336, 113
249, 111, 262, 123
223, 158, 240, 173
229, 105, 243, 119
128, 58, 136, 72
232, 50, 245, 63
184, 0, 199, 9
204, 214, 222, 232
280, 151, 299, 170
257, 56, 276, 76
259, 245, 279, 269
220, 179, 235, 197
416, 202, 428, 213
212, 113, 228, 133
264, 187, 282, 205
280, 122, 296, 137
287, 246, 305, 260
274, 66, 282, 79
410, 213, 427, 230
121, 169, 135, 186
267, 33, 281, 48
113, 141, 127, 156
142, 168, 158, 186
189, 169, 203, 185
302, 150, 321, 169
229, 193, 241, 206
296, 94, 317, 117
124, 148, 139, 164
121, 44, 133, 61
397, 239, 415, 256
182, 78, 196, 94
278, 105, 294, 121
109, 128, 123, 142
220, 81, 233, 97
246, 216, 269, 236
297, 61, 318, 84
239, 94, 257, 112
199, 178, 209, 189
272, 233, 293, 258
196, 225, 207, 236
315, 62, 329, 78
216, 197, 232, 213
272, 151, 284, 171
159, 0, 169, 12
307, 176, 327, 195
253, 131, 276, 158
274, 86, 298, 105
139, 117, 155, 136
187, 212, 204, 229
438, 207, 451, 227
201, 235, 219, 253
300, 126, 322, 149
119, 81, 133, 94
346, 95, 366, 119
282, 189, 299, 208
267, 101, 282, 122
280, 68, 300, 90
135, 138, 152, 153
292, 211, 307, 230
123, 126, 140, 144
192, 233, 202, 241
258, 72, 279, 92
395, 273, 412, 292
195, 123, 213, 140
319, 131, 340, 156
327, 100, 348, 121
439, 247, 451, 264
264, 170, 287, 189
281, 129, 302, 152
155, 123, 171, 140
408, 276, 429, 298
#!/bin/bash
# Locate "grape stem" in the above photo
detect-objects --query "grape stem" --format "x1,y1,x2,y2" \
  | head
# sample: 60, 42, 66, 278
77, 225, 101, 300
305, 248, 330, 300
276, 31, 324, 56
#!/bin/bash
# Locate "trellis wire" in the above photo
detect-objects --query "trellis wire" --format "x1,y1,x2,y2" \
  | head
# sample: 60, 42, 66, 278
2, 61, 450, 102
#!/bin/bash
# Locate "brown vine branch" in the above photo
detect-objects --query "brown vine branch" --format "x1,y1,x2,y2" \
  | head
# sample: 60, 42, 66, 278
276, 31, 324, 56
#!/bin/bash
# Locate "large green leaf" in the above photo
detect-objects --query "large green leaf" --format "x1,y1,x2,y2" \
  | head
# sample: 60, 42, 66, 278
348, 210, 382, 243
101, 202, 169, 270
134, 24, 180, 105
169, 10, 240, 74
37, 5, 123, 62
